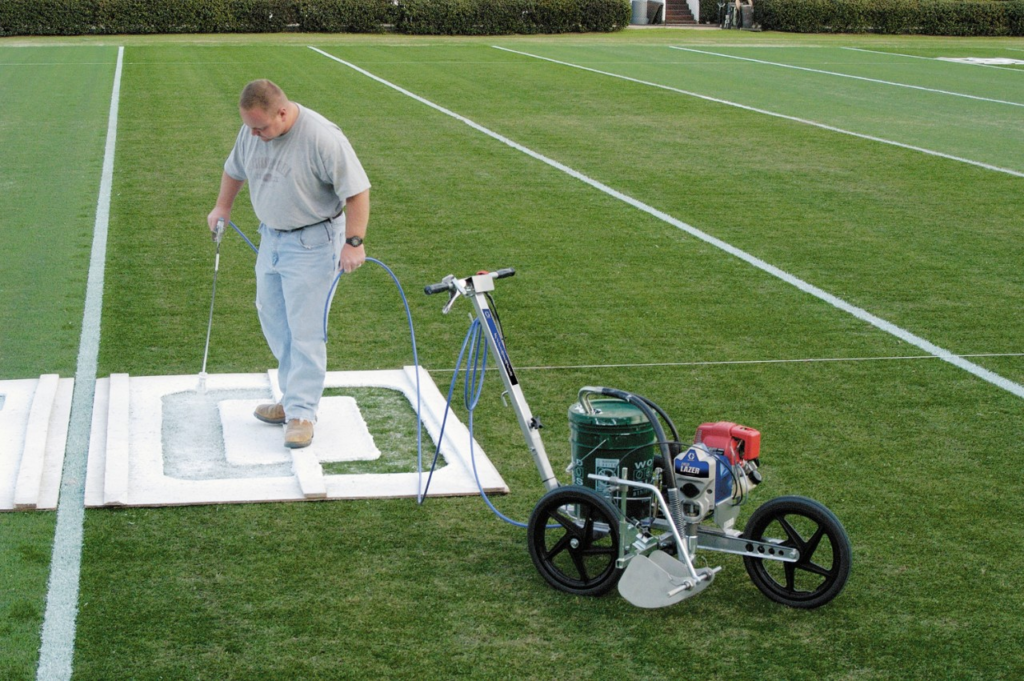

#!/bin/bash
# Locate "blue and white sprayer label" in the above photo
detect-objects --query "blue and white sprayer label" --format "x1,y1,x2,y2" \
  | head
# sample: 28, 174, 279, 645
675, 448, 710, 478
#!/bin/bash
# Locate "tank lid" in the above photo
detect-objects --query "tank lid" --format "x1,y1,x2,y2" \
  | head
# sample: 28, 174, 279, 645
568, 399, 651, 426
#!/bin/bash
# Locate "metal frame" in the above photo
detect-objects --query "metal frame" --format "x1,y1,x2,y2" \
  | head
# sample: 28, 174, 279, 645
439, 272, 559, 492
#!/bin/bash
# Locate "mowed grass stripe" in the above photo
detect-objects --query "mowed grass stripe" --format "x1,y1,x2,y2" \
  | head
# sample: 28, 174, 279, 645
495, 44, 1024, 175
0, 46, 120, 379
310, 46, 1024, 401
694, 44, 1024, 101
670, 46, 1024, 108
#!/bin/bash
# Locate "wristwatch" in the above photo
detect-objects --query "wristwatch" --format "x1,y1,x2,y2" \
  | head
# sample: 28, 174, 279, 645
345, 236, 364, 247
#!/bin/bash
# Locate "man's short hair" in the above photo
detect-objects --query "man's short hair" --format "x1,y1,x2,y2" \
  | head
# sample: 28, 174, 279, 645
239, 79, 287, 112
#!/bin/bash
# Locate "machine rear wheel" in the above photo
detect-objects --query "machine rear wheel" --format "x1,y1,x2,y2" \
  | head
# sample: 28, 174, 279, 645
742, 496, 851, 609
527, 486, 623, 596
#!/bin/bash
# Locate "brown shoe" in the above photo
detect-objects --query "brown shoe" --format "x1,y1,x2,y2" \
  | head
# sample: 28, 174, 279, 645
284, 419, 314, 449
254, 403, 286, 424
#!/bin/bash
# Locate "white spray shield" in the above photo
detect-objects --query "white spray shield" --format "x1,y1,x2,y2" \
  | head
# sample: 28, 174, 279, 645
617, 550, 716, 608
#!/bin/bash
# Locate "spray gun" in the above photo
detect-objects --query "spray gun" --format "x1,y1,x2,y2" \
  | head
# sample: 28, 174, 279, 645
212, 216, 226, 245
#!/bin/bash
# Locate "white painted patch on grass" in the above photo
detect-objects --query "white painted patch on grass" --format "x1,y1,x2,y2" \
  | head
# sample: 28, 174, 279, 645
844, 47, 1024, 73
37, 44, 124, 681
82, 368, 506, 508
310, 45, 1024, 402
938, 57, 1024, 66
671, 46, 1024, 108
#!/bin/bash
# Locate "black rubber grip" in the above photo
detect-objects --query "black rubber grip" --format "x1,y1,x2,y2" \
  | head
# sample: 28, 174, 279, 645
424, 282, 450, 295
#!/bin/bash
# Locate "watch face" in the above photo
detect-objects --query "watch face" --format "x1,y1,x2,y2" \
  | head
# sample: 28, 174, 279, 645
346, 236, 363, 247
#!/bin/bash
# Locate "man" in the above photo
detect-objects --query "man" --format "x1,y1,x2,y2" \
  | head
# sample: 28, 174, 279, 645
207, 79, 371, 449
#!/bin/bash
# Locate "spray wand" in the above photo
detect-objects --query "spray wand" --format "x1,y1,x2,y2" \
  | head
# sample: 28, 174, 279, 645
198, 217, 226, 393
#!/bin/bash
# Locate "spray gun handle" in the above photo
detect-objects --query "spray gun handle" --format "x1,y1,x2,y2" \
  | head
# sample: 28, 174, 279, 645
213, 218, 226, 245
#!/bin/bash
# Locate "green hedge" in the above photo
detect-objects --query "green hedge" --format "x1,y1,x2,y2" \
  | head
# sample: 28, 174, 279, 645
0, 0, 628, 35
400, 0, 629, 34
300, 0, 398, 33
755, 0, 1024, 35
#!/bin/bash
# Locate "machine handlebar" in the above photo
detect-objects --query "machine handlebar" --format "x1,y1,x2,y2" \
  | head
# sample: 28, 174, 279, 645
492, 267, 516, 280
423, 280, 451, 296
423, 268, 515, 295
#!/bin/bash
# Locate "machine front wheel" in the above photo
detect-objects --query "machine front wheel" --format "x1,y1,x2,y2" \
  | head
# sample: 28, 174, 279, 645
742, 495, 851, 609
527, 486, 623, 597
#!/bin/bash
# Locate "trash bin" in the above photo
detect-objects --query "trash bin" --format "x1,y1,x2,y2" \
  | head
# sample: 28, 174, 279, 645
740, 4, 753, 27
631, 0, 649, 24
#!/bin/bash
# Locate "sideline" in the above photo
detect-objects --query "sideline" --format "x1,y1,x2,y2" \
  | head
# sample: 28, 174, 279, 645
671, 46, 1024, 108
36, 45, 124, 681
309, 45, 1024, 401
492, 45, 1024, 179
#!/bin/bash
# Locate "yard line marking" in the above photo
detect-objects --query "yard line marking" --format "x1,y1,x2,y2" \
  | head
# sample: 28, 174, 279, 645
671, 46, 1024, 108
427, 352, 1024, 373
36, 45, 123, 681
492, 46, 1024, 178
310, 45, 1024, 401
0, 62, 117, 66
844, 47, 1024, 72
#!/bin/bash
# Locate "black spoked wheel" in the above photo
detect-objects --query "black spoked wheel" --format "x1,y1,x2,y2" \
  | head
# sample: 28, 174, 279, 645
527, 486, 623, 597
742, 495, 851, 609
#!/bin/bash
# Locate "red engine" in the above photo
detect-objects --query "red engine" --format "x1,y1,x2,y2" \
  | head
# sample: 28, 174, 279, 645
693, 422, 760, 465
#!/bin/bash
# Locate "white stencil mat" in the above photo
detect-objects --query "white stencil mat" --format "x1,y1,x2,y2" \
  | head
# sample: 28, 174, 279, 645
83, 368, 508, 508
0, 375, 74, 511
220, 397, 381, 466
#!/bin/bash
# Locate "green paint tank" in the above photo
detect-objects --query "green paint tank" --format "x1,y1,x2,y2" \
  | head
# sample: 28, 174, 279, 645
568, 397, 656, 519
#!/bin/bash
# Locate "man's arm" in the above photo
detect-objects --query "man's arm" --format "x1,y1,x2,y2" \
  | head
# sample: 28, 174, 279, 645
207, 172, 245, 233
339, 189, 370, 273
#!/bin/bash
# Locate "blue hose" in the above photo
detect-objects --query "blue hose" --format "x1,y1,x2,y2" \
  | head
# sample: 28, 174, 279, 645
226, 220, 426, 502
228, 220, 258, 254
324, 261, 424, 502
423, 317, 531, 528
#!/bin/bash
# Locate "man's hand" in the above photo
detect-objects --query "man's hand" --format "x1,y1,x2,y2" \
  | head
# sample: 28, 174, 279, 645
339, 243, 365, 273
207, 210, 230, 236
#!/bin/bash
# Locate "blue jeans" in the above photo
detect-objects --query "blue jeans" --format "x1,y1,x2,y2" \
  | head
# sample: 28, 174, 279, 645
255, 219, 343, 422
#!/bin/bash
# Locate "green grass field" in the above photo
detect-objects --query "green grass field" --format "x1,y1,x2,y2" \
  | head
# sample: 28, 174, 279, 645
2, 28, 1023, 679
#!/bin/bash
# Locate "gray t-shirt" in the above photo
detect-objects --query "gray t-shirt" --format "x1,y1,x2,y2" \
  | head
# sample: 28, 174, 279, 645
225, 104, 371, 231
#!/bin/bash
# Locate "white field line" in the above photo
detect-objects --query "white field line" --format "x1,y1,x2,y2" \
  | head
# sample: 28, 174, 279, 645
36, 45, 123, 681
493, 46, 1024, 179
671, 46, 1024, 108
309, 46, 1024, 401
843, 47, 1024, 73
0, 62, 116, 66
427, 353, 1024, 373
